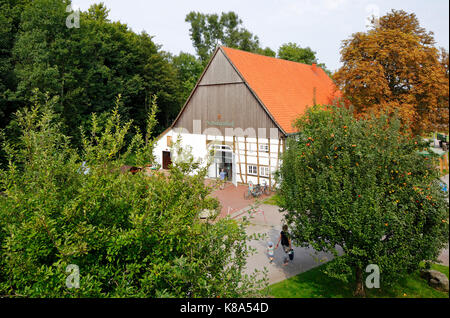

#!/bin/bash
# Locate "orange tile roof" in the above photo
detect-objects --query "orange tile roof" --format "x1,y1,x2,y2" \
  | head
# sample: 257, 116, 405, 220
221, 46, 342, 134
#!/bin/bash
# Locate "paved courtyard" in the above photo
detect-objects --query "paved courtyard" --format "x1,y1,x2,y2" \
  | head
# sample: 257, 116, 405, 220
231, 204, 343, 285
210, 182, 342, 285
209, 174, 449, 285
209, 181, 272, 218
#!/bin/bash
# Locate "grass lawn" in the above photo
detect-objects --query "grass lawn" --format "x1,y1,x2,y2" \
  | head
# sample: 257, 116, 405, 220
263, 193, 282, 206
268, 261, 449, 298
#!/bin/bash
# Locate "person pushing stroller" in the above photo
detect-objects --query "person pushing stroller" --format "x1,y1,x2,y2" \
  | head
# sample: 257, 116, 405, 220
276, 225, 293, 266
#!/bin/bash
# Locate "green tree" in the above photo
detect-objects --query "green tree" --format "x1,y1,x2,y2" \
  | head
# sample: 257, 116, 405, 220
256, 47, 276, 58
277, 42, 330, 75
0, 97, 267, 297
0, 0, 32, 131
87, 2, 110, 21
277, 104, 449, 297
185, 11, 273, 63
10, 0, 181, 146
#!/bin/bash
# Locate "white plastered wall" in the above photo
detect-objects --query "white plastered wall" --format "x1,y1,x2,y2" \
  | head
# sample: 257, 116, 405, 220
154, 131, 283, 186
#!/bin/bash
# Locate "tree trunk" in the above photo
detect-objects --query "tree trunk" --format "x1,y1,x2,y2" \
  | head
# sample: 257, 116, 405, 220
354, 266, 366, 297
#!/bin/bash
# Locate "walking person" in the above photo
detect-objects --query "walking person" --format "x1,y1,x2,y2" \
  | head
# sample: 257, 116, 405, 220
219, 168, 227, 190
267, 241, 275, 264
276, 225, 292, 266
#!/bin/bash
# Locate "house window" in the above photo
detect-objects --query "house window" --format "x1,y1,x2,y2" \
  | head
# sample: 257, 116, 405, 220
260, 166, 270, 177
248, 165, 258, 176
248, 143, 257, 152
211, 144, 232, 151
259, 143, 269, 153
167, 136, 173, 147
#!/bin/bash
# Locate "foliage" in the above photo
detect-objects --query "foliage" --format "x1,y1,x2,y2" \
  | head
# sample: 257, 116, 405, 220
0, 0, 33, 166
185, 11, 274, 63
277, 104, 449, 296
334, 10, 449, 135
0, 99, 267, 297
277, 42, 330, 75
170, 52, 204, 105
256, 47, 276, 58
0, 0, 32, 119
438, 47, 449, 133
1, 0, 183, 158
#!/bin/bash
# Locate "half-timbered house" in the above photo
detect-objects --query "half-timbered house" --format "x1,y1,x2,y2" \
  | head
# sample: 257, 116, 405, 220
154, 46, 341, 186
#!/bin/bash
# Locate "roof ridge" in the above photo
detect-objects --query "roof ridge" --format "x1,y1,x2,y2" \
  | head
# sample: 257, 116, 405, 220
221, 45, 341, 134
220, 46, 322, 69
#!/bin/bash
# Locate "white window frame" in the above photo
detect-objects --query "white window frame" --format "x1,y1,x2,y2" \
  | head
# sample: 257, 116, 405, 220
210, 144, 232, 152
259, 143, 269, 153
248, 143, 257, 152
260, 166, 270, 177
247, 165, 258, 176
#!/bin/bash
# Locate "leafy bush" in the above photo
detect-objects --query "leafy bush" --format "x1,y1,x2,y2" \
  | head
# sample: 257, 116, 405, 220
0, 97, 266, 297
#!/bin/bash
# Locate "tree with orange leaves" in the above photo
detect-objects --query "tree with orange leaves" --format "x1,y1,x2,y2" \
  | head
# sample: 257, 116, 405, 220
334, 10, 449, 135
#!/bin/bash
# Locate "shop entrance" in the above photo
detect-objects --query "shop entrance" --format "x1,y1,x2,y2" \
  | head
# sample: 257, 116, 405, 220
208, 144, 237, 187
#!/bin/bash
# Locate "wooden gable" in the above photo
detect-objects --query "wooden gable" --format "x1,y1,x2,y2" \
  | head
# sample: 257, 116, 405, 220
199, 49, 243, 86
171, 48, 284, 138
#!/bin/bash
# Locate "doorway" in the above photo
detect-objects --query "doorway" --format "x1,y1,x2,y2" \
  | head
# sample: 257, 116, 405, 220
162, 151, 172, 169
208, 144, 237, 187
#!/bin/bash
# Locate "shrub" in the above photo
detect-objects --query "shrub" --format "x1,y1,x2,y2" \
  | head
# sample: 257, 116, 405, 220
0, 97, 266, 297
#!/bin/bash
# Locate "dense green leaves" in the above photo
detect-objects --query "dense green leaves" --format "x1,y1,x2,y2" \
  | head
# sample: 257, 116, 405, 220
170, 52, 204, 106
277, 105, 449, 295
0, 0, 33, 144
277, 42, 330, 75
1, 0, 184, 164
